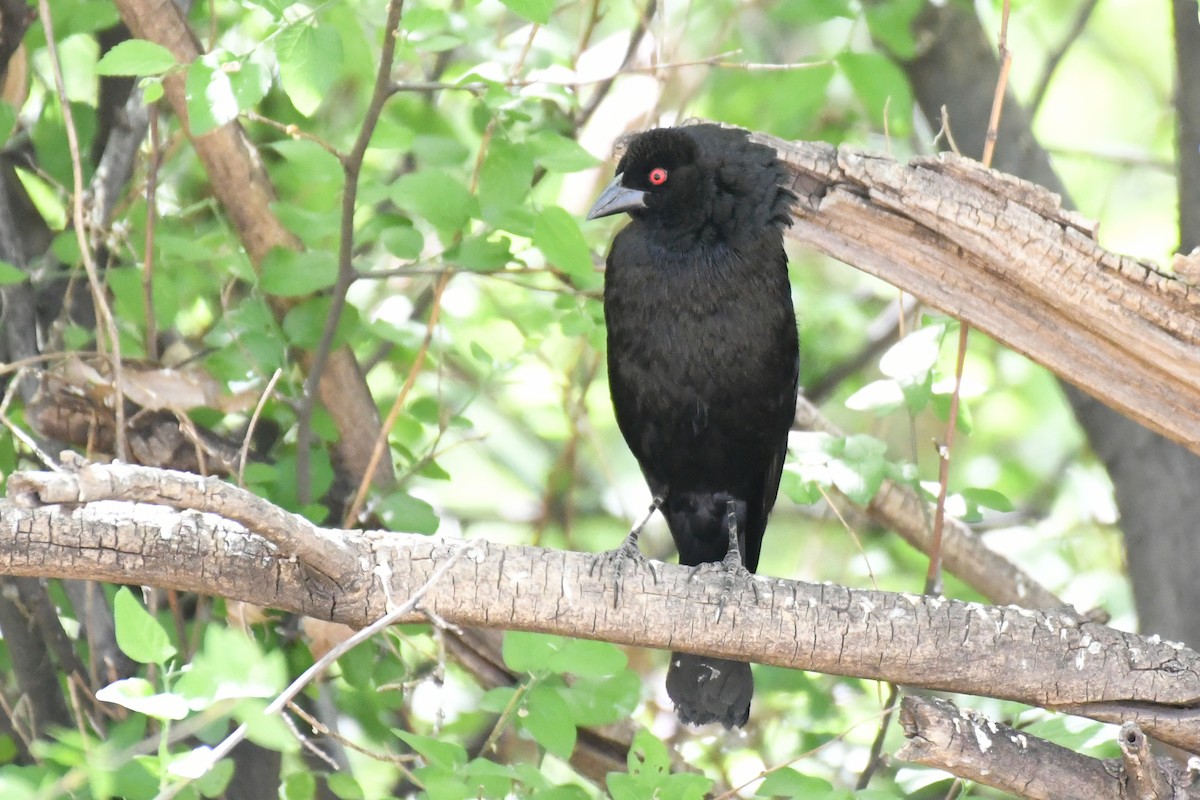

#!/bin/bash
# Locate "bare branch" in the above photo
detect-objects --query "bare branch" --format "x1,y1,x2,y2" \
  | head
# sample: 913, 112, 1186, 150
897, 696, 1200, 800
3, 466, 1199, 754
763, 137, 1200, 456
7, 460, 359, 586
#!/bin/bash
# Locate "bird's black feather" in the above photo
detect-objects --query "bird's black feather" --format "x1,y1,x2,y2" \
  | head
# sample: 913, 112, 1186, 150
590, 124, 798, 728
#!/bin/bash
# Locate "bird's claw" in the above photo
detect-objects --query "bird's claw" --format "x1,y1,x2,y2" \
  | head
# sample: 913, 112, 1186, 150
714, 560, 755, 623
590, 533, 650, 608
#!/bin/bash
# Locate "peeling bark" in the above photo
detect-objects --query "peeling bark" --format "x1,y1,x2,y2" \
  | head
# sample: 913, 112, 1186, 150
3, 469, 1199, 754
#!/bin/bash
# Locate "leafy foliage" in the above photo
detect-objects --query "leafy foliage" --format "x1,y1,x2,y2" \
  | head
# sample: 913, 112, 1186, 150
0, 0, 1162, 796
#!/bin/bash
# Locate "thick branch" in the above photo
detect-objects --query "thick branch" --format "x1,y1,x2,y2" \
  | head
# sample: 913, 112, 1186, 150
3, 472, 1199, 754
898, 696, 1200, 800
763, 137, 1200, 457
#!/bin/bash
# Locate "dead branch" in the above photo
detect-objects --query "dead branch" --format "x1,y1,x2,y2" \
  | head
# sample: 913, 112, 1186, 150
897, 696, 1200, 799
3, 463, 1199, 755
762, 137, 1200, 457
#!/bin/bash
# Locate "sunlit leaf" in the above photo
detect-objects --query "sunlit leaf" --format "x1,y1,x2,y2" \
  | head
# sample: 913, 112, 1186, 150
499, 0, 555, 24
276, 23, 343, 116
96, 679, 189, 720
113, 587, 177, 665
96, 40, 176, 76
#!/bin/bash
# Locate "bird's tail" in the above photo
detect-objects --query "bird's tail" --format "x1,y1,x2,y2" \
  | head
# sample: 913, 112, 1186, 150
665, 651, 752, 729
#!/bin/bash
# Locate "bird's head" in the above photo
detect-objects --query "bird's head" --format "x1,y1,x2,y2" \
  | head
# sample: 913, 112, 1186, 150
586, 124, 794, 244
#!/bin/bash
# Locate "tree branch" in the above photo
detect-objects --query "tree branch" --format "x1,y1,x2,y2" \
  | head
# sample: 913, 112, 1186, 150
794, 395, 1065, 610
762, 136, 1200, 456
898, 696, 1200, 799
112, 0, 394, 499
3, 464, 1199, 755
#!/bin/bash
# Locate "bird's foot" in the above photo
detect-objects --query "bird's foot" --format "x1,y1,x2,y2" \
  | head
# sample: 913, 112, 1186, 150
714, 559, 756, 623
590, 497, 664, 608
713, 499, 756, 621
589, 534, 653, 608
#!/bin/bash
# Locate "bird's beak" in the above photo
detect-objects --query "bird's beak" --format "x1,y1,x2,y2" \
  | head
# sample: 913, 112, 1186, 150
586, 173, 647, 220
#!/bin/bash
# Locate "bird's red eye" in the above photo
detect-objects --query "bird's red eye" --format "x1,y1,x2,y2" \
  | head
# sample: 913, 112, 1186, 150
648, 167, 668, 186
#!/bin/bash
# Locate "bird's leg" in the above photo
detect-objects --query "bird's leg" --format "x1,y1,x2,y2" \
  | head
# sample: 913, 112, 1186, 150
715, 499, 756, 622
590, 495, 664, 607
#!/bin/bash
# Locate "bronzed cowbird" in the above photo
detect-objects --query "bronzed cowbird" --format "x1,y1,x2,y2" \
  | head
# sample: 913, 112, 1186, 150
587, 124, 798, 728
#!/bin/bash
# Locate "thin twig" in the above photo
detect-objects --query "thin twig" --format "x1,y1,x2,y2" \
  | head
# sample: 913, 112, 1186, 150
143, 105, 159, 362
297, 0, 407, 505
927, 0, 1012, 595
37, 0, 129, 461
715, 702, 904, 800
237, 367, 283, 488
1028, 0, 1101, 116
341, 269, 451, 527
151, 545, 468, 800
573, 0, 657, 129
856, 684, 901, 789
0, 370, 62, 470
287, 700, 419, 768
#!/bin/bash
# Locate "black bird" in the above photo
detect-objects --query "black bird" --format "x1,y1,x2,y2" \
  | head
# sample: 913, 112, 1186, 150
587, 124, 799, 728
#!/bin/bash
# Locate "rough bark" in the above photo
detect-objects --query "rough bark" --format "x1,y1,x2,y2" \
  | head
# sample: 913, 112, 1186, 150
900, 0, 1200, 654
4, 466, 1200, 756
761, 136, 1200, 454
898, 696, 1200, 800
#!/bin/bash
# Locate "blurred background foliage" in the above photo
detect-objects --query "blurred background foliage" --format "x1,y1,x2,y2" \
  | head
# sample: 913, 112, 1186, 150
0, 0, 1174, 796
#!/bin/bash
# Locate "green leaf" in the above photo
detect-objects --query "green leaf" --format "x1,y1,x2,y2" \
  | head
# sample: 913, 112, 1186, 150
781, 470, 823, 505
227, 58, 272, 111
609, 730, 713, 800
377, 491, 440, 535
844, 379, 904, 413
0, 260, 26, 284
879, 324, 944, 382
499, 0, 555, 24
326, 771, 365, 799
503, 631, 561, 672
828, 435, 889, 505
282, 771, 317, 800
837, 51, 913, 136
0, 100, 16, 141
961, 487, 1014, 513
534, 206, 596, 286
95, 678, 189, 720
527, 131, 599, 172
282, 296, 359, 349
185, 59, 236, 136
96, 40, 176, 76
520, 685, 576, 759
174, 626, 287, 708
771, 0, 854, 25
864, 0, 924, 59
545, 639, 627, 677
395, 730, 467, 771
391, 170, 477, 233
141, 78, 165, 103
234, 698, 298, 752
380, 224, 423, 259
276, 24, 343, 116
756, 768, 834, 797
560, 671, 641, 726
14, 168, 66, 231
113, 586, 177, 664
451, 235, 513, 271
478, 139, 535, 215
259, 248, 338, 296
